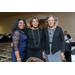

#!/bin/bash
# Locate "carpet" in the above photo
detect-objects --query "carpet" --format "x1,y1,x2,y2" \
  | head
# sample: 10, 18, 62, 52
0, 42, 12, 62
0, 42, 45, 62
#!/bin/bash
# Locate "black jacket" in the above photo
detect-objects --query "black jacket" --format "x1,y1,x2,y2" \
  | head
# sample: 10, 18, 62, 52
67, 34, 71, 39
64, 34, 71, 41
43, 26, 65, 54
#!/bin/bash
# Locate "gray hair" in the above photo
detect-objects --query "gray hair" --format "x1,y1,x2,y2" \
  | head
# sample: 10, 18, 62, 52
45, 15, 57, 25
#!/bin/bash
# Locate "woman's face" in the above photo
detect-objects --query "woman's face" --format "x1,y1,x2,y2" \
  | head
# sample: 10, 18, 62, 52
32, 18, 39, 28
18, 20, 25, 30
48, 17, 55, 27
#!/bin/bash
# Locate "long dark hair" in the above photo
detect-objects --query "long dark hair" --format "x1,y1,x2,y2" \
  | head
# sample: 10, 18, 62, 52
12, 18, 27, 35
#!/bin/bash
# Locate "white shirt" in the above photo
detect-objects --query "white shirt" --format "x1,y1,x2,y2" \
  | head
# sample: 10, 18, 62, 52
0, 36, 3, 39
64, 35, 68, 40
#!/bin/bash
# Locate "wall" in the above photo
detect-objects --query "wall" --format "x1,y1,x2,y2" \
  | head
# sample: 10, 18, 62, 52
0, 13, 42, 34
0, 12, 75, 38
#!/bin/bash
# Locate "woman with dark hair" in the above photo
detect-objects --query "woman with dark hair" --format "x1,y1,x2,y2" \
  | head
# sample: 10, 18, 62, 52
43, 15, 65, 62
11, 18, 27, 62
26, 17, 44, 60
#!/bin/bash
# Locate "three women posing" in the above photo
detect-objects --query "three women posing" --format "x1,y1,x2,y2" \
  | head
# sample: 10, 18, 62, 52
11, 15, 65, 62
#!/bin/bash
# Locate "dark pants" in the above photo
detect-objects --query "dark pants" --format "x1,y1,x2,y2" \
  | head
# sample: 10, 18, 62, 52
64, 51, 71, 62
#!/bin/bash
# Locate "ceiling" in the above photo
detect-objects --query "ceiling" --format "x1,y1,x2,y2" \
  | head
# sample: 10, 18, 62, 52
0, 12, 44, 18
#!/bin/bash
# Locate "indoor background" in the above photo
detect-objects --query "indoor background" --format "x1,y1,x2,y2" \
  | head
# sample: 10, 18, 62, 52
0, 12, 75, 62
0, 12, 75, 38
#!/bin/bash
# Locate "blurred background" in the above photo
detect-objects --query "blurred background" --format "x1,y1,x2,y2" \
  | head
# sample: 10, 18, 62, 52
0, 12, 75, 38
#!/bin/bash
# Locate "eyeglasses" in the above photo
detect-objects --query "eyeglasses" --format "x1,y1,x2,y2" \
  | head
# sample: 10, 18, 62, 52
19, 23, 25, 24
32, 21, 39, 23
48, 20, 54, 22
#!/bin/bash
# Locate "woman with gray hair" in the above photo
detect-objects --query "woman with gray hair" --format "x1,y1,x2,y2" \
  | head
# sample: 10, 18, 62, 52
43, 15, 65, 62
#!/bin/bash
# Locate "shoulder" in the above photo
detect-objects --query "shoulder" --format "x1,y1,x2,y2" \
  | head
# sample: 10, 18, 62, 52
43, 27, 48, 33
39, 28, 43, 31
39, 28, 44, 34
67, 34, 70, 36
12, 30, 20, 36
27, 28, 31, 33
27, 28, 31, 30
56, 26, 63, 31
56, 26, 64, 35
44, 27, 47, 31
13, 30, 20, 33
56, 26, 61, 29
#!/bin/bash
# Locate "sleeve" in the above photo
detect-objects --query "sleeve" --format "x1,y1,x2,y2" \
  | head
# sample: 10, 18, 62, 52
60, 28, 65, 53
67, 34, 71, 39
12, 30, 20, 52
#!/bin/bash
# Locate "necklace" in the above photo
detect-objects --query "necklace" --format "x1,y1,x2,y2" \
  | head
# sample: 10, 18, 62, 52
32, 29, 40, 47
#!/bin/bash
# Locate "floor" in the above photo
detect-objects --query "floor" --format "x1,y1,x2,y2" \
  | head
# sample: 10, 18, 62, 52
0, 42, 45, 62
0, 42, 69, 62
0, 42, 12, 62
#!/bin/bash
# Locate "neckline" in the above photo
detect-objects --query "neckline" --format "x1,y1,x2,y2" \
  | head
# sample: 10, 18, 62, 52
48, 26, 57, 30
47, 26, 58, 30
30, 28, 39, 30
48, 28, 55, 30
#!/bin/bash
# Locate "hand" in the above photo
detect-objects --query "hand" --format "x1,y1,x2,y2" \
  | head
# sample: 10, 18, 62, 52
11, 43, 13, 47
61, 52, 65, 61
42, 52, 45, 59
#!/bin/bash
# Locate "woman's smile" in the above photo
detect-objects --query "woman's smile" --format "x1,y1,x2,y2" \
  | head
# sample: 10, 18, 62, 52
20, 25, 24, 28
